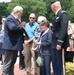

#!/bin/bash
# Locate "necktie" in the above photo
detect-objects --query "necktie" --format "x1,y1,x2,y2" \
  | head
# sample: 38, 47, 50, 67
16, 19, 21, 25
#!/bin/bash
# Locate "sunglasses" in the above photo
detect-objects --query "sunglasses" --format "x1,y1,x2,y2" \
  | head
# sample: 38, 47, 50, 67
38, 23, 45, 26
29, 17, 35, 19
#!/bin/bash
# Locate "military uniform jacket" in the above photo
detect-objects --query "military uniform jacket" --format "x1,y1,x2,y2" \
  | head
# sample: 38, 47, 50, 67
51, 9, 69, 49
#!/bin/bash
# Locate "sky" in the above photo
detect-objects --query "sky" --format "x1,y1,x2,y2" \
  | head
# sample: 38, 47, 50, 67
0, 0, 11, 2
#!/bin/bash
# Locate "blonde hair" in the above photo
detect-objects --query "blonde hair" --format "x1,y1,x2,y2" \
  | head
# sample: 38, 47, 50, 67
41, 19, 50, 28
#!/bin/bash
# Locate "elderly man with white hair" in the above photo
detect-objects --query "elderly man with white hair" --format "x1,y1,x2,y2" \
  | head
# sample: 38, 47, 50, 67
2, 6, 28, 75
50, 1, 69, 75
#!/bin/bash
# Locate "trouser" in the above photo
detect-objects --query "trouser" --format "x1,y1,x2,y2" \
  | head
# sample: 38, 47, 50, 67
51, 48, 64, 75
25, 43, 36, 73
19, 50, 25, 68
2, 50, 18, 75
40, 51, 51, 75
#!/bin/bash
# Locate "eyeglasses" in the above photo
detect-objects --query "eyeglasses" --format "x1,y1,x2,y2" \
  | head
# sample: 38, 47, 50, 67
38, 23, 45, 26
29, 17, 35, 19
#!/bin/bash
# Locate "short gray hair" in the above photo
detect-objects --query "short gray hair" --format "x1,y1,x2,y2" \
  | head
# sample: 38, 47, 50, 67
29, 13, 36, 18
37, 16, 46, 23
12, 6, 23, 13
51, 1, 61, 8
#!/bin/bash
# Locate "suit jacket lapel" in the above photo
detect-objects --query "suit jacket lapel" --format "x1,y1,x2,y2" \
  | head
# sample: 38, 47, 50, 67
42, 29, 49, 37
10, 14, 19, 26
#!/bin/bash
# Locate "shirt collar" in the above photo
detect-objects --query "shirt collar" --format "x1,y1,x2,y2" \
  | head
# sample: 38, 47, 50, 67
55, 8, 61, 15
29, 22, 35, 26
42, 28, 49, 36
11, 13, 18, 19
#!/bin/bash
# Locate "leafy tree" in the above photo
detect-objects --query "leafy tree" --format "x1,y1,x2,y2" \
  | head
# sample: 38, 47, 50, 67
46, 0, 56, 21
60, 0, 72, 11
67, 0, 74, 22
59, 0, 74, 21
0, 2, 9, 24
68, 7, 74, 22
0, 0, 73, 23
7, 0, 47, 22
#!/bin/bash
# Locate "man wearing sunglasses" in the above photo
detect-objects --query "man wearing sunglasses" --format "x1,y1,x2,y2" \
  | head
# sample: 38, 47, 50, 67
24, 13, 39, 75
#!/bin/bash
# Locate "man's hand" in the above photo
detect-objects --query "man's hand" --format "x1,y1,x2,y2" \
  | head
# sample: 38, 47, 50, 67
31, 46, 38, 51
33, 40, 40, 45
24, 40, 29, 46
24, 37, 34, 46
56, 45, 61, 50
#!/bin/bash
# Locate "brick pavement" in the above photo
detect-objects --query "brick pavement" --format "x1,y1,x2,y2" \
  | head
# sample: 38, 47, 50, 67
0, 57, 54, 75
0, 64, 25, 75
0, 57, 25, 75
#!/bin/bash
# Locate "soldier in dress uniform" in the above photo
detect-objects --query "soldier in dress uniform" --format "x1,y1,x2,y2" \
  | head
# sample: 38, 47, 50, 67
50, 1, 69, 75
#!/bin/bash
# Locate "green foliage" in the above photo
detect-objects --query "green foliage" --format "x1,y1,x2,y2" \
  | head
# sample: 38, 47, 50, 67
7, 0, 47, 22
45, 0, 55, 21
66, 62, 74, 75
68, 6, 74, 22
60, 0, 72, 11
0, 3, 8, 15
67, 0, 74, 22
0, 0, 74, 22
0, 2, 9, 24
59, 0, 74, 22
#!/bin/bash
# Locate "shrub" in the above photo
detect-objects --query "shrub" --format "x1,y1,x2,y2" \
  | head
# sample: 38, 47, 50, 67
66, 62, 74, 75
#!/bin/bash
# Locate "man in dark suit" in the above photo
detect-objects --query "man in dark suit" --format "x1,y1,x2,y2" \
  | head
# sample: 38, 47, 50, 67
50, 1, 69, 75
2, 6, 28, 75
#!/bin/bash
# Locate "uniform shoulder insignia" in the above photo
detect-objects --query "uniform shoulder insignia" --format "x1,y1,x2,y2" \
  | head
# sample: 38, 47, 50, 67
61, 10, 66, 13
